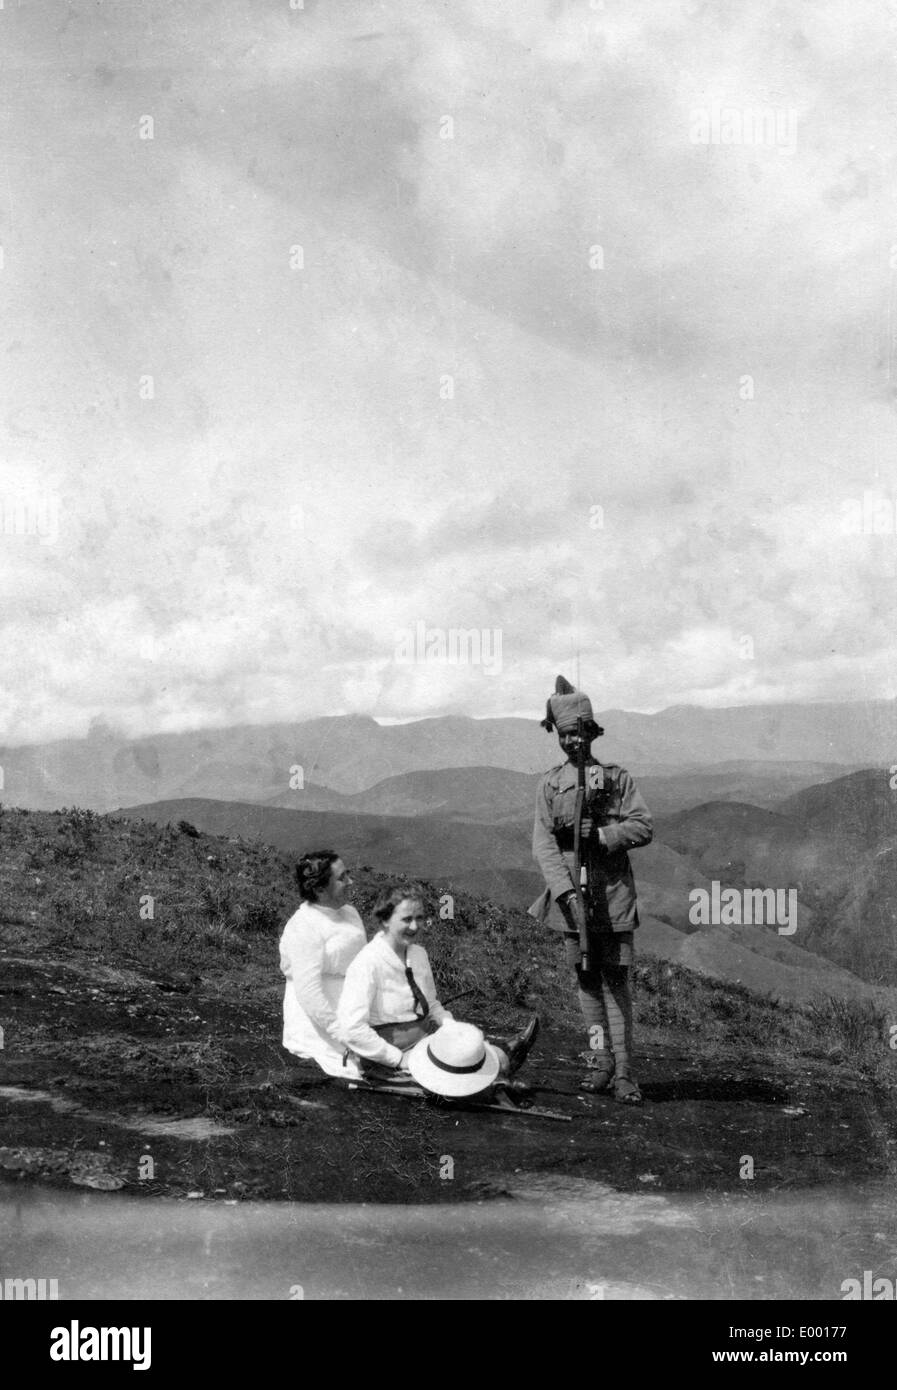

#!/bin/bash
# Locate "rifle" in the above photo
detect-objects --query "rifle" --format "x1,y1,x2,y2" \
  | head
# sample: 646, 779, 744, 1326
572, 714, 590, 973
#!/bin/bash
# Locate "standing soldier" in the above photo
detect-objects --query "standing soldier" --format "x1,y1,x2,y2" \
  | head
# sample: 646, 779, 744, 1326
530, 675, 653, 1104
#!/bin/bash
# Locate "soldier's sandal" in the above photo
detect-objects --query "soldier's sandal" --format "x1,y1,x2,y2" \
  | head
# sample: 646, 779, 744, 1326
579, 1063, 615, 1093
612, 1077, 643, 1105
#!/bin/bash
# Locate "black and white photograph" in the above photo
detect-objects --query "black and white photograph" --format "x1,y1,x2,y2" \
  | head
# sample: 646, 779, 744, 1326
1, 0, 896, 1331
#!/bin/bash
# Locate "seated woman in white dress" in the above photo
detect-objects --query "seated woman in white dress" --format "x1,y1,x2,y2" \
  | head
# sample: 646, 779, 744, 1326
278, 850, 367, 1079
336, 883, 538, 1089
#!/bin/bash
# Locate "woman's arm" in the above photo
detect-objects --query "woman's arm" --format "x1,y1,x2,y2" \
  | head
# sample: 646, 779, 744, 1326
336, 958, 405, 1068
284, 927, 341, 1042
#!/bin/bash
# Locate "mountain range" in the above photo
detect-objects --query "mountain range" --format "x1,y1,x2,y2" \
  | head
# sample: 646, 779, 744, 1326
1, 698, 890, 811
265, 761, 856, 821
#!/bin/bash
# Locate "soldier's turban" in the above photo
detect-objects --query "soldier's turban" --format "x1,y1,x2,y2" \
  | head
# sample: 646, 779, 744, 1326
540, 675, 604, 737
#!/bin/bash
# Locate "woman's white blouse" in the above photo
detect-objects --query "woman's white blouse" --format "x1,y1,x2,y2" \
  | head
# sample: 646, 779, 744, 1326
278, 901, 367, 1077
336, 933, 452, 1068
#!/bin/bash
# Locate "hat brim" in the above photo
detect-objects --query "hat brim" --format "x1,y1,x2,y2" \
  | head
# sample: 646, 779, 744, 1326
407, 1031, 502, 1097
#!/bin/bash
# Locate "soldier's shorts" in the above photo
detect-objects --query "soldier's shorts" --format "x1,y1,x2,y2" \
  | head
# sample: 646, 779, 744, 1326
565, 930, 634, 971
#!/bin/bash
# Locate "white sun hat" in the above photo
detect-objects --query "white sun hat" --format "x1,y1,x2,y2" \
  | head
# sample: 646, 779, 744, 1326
407, 1022, 501, 1098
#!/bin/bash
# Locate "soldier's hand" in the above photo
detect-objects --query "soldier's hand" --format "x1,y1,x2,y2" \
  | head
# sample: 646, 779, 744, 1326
560, 890, 587, 937
563, 933, 583, 968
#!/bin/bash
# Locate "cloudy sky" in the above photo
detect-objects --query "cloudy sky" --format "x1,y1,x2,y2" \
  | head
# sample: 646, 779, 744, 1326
2, 0, 897, 742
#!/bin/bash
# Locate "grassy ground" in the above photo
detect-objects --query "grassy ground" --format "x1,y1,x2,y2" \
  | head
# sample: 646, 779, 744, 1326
1, 807, 895, 1202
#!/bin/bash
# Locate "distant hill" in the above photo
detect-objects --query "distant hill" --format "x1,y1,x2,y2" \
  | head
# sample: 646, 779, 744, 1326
639, 761, 859, 816
776, 769, 897, 984
266, 766, 541, 823
656, 797, 897, 987
1, 699, 895, 810
638, 916, 891, 1010
654, 801, 856, 901
605, 700, 897, 767
117, 795, 717, 921
778, 767, 897, 844
268, 761, 856, 824
116, 796, 544, 908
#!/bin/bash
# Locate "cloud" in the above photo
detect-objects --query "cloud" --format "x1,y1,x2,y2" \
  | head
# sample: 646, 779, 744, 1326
2, 0, 897, 740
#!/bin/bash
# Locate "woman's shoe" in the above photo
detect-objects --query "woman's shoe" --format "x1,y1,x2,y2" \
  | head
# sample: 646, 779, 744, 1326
505, 1015, 540, 1074
493, 1077, 533, 1096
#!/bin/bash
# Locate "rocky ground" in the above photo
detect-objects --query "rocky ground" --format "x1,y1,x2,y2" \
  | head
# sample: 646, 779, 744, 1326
2, 951, 895, 1204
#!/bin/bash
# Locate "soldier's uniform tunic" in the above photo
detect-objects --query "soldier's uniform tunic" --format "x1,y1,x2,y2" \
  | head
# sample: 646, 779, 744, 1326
531, 757, 652, 938
531, 753, 653, 1087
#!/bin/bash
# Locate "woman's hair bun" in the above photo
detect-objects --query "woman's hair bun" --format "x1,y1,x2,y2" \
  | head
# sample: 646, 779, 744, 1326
296, 850, 340, 902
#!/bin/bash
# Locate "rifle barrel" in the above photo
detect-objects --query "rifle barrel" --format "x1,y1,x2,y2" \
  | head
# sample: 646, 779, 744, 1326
573, 715, 590, 972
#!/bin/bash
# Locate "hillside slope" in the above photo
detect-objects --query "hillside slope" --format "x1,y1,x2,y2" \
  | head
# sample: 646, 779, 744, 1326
655, 801, 857, 899
116, 796, 543, 908
1, 808, 894, 1205
779, 767, 897, 843
657, 797, 897, 986
113, 796, 897, 1011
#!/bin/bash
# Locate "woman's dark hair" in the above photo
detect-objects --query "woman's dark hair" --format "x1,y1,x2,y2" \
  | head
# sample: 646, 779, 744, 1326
296, 850, 341, 903
372, 882, 429, 927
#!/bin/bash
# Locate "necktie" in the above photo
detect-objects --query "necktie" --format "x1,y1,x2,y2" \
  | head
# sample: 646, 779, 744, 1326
405, 966, 429, 1019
